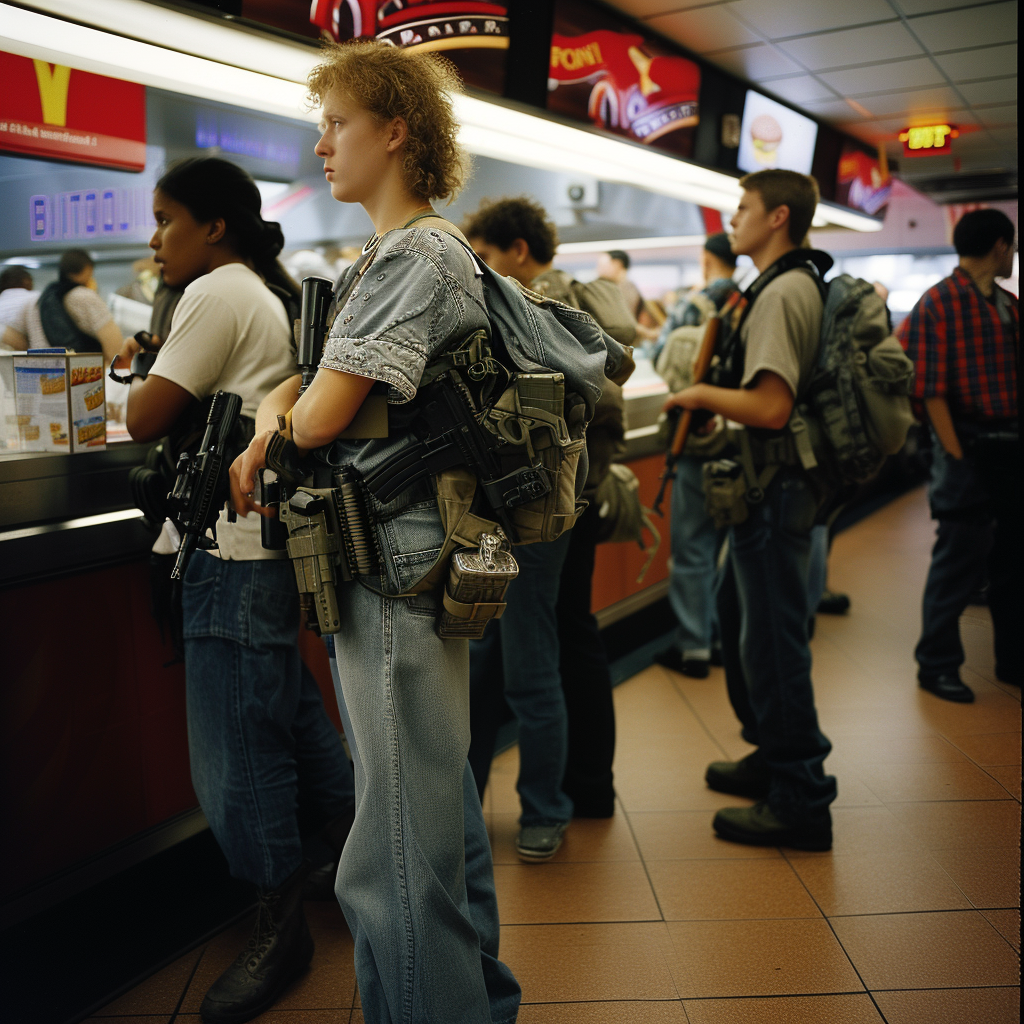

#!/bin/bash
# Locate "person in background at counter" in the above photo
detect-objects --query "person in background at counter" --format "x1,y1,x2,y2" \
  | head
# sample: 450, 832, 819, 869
663, 170, 837, 851
230, 40, 521, 1024
898, 208, 1019, 702
598, 249, 658, 342
4, 249, 125, 364
118, 156, 356, 1024
0, 265, 38, 351
464, 196, 633, 837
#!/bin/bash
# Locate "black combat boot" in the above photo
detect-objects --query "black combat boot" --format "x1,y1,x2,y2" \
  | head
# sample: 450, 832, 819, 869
200, 862, 314, 1024
302, 806, 355, 901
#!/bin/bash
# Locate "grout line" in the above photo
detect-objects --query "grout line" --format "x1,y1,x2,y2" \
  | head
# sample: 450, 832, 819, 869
168, 944, 206, 1022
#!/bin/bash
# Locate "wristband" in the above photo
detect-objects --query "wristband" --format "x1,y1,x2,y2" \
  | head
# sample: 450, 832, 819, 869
264, 430, 307, 486
108, 350, 156, 385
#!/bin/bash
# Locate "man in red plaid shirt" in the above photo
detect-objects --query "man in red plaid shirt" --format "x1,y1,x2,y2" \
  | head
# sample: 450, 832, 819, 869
898, 209, 1019, 702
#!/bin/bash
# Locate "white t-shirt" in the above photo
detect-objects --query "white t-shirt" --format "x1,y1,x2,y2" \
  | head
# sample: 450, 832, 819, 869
26, 285, 114, 348
0, 289, 39, 349
150, 262, 297, 560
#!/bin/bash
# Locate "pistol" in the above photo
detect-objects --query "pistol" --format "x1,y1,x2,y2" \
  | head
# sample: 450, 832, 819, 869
298, 276, 334, 395
167, 390, 243, 580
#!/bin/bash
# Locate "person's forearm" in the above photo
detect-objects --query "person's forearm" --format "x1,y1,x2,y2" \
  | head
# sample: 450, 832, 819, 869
256, 374, 302, 435
924, 396, 963, 459
681, 381, 792, 430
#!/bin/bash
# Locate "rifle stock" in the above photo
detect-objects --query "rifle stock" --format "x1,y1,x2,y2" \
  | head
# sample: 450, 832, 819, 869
652, 315, 721, 516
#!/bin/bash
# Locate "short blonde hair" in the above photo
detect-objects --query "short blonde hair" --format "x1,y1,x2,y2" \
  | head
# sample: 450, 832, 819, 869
307, 40, 467, 203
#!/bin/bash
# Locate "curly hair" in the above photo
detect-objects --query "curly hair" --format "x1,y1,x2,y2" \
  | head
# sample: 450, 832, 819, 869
461, 197, 559, 265
307, 40, 467, 203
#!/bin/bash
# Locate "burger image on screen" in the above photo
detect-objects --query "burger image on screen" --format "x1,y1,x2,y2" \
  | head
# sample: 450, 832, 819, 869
750, 113, 783, 165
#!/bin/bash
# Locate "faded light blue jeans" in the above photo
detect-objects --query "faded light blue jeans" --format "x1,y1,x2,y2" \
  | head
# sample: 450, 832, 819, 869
325, 493, 520, 1024
469, 533, 574, 827
182, 553, 355, 892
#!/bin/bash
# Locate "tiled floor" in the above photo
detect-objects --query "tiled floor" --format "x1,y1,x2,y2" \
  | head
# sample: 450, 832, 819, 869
89, 488, 1021, 1023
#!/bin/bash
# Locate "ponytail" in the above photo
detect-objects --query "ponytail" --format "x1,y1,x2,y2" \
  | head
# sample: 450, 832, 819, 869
156, 157, 301, 306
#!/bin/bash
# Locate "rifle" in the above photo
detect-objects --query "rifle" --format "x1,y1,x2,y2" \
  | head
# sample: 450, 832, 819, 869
652, 315, 721, 516
167, 390, 243, 580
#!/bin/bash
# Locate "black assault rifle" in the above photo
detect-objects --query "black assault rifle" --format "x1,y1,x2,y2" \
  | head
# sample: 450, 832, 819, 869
168, 390, 243, 580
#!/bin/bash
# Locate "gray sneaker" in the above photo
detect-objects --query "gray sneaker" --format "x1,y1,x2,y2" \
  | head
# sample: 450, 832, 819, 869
515, 822, 568, 862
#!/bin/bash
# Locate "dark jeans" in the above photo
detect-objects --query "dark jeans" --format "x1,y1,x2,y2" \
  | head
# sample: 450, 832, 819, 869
917, 428, 1021, 681
182, 554, 355, 891
717, 470, 837, 824
556, 502, 616, 815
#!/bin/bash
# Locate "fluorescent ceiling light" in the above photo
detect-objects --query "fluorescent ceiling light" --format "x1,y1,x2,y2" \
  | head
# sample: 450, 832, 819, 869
6, 0, 884, 231
557, 235, 707, 254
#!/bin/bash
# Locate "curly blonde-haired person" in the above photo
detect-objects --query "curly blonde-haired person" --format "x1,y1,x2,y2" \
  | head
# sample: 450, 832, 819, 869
231, 38, 521, 1024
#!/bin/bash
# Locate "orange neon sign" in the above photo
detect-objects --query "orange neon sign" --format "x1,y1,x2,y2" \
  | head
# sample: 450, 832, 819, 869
899, 124, 959, 156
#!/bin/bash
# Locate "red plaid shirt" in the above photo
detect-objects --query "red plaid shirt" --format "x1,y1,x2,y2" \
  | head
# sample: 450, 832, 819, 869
898, 267, 1018, 421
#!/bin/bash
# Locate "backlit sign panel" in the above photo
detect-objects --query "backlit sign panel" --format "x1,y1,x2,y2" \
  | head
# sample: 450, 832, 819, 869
899, 125, 958, 156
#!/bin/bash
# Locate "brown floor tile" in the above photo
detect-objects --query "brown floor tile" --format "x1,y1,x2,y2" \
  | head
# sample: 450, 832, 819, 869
784, 806, 927, 861
613, 770, 753, 813
682, 993, 884, 1023
872, 986, 1020, 1024
629, 811, 783, 861
91, 948, 201, 1015
646, 859, 821, 921
517, 1001, 688, 1022
981, 908, 1021, 952
829, 910, 1020, 989
790, 850, 972, 917
500, 922, 679, 1003
856, 761, 1011, 803
494, 861, 661, 925
984, 766, 1022, 800
88, 1017, 172, 1023
487, 812, 640, 865
614, 729, 726, 769
917, 690, 1024, 738
896, 799, 1022, 849
947, 731, 1021, 766
179, 904, 356, 1013
665, 919, 863, 998
176, 1013, 350, 1023
932, 847, 1022, 909
825, 773, 885, 809
837, 734, 969, 765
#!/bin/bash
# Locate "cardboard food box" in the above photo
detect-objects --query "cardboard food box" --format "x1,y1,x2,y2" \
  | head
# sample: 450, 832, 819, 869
13, 349, 106, 453
0, 352, 20, 451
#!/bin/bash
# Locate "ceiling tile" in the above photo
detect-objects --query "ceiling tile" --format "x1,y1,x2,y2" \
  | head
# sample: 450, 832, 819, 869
818, 56, 946, 95
978, 126, 1018, 145
726, 0, 895, 39
895, 0, 1002, 15
777, 22, 924, 70
648, 6, 762, 53
973, 102, 1017, 127
849, 85, 965, 117
761, 74, 839, 104
707, 43, 803, 79
803, 98, 873, 120
605, 0, 721, 18
933, 43, 1017, 81
907, 1, 1018, 52
956, 77, 1017, 107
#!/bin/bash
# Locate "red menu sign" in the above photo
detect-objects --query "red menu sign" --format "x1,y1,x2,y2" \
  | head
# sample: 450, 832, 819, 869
0, 52, 146, 172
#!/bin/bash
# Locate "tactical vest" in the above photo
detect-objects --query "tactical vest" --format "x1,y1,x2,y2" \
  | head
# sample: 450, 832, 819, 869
37, 280, 102, 352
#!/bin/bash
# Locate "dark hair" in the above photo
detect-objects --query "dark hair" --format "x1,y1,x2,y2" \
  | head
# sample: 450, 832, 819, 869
607, 249, 631, 270
156, 157, 299, 303
58, 249, 94, 282
462, 197, 559, 264
739, 169, 820, 245
0, 265, 33, 293
703, 232, 737, 268
953, 208, 1015, 258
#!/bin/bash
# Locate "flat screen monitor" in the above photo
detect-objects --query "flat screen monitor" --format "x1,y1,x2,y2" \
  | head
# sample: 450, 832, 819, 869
737, 91, 818, 176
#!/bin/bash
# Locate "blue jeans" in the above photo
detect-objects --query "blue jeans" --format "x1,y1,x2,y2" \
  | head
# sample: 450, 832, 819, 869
806, 524, 829, 615
668, 456, 720, 657
326, 495, 520, 1024
720, 470, 836, 824
469, 533, 574, 826
182, 553, 355, 891
917, 430, 1022, 680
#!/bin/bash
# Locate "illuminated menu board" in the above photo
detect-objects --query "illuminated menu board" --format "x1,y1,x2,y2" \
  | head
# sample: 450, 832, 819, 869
737, 91, 818, 176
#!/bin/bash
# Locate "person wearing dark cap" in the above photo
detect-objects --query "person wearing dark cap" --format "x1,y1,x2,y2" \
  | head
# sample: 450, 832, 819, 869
652, 233, 739, 677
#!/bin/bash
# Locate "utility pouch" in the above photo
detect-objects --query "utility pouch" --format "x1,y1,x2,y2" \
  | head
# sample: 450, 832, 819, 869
438, 531, 518, 640
702, 459, 750, 529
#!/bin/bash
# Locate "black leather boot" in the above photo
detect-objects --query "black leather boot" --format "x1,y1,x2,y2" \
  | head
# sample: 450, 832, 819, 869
302, 806, 355, 901
200, 863, 314, 1024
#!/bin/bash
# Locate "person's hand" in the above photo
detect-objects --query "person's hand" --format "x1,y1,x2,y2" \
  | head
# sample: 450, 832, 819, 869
663, 384, 706, 413
113, 334, 142, 370
229, 430, 276, 518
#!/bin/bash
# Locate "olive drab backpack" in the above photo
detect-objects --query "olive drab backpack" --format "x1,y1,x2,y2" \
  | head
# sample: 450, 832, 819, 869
788, 271, 916, 486
654, 291, 717, 393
